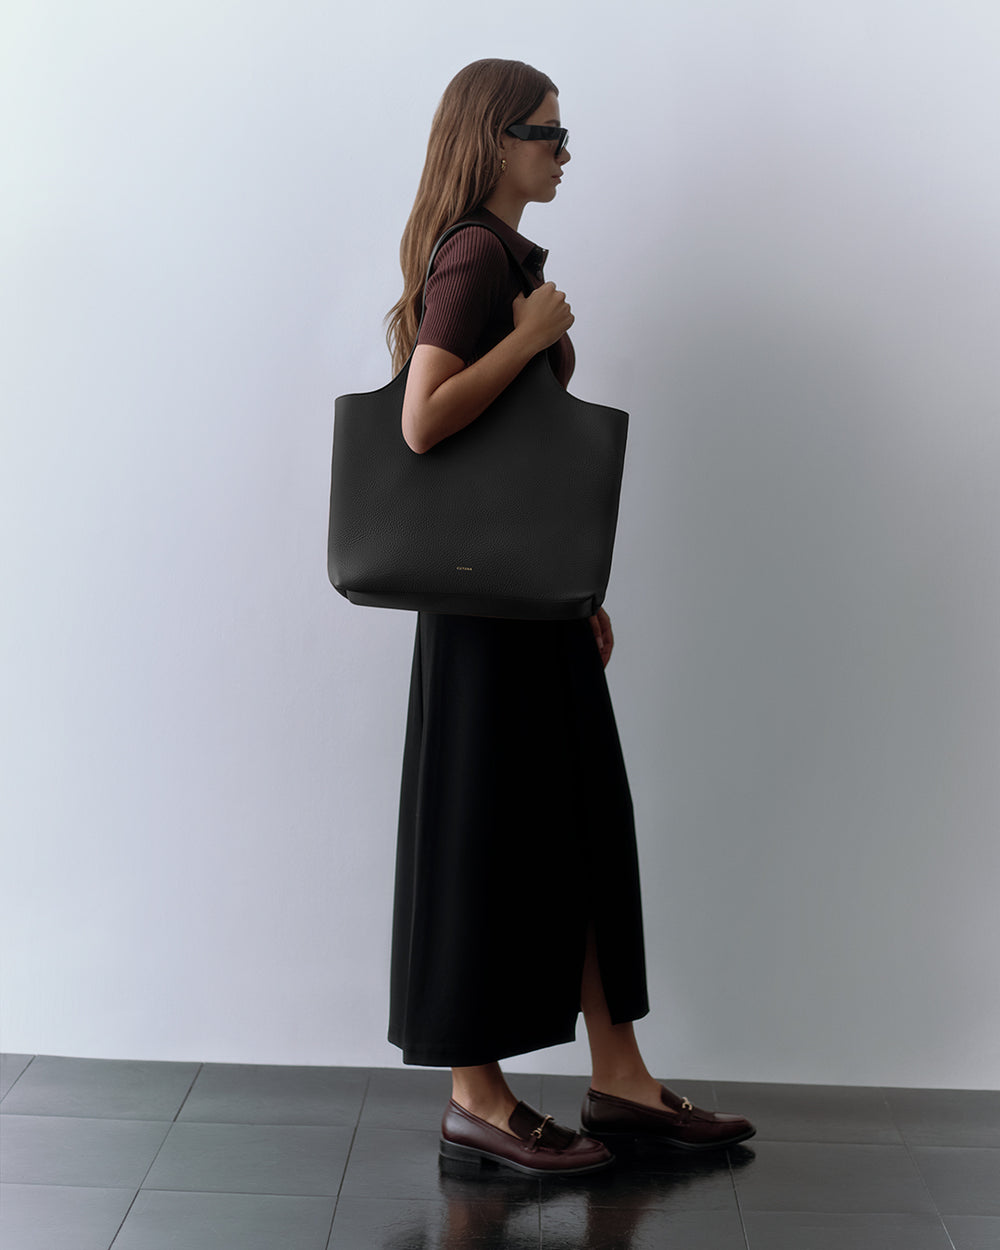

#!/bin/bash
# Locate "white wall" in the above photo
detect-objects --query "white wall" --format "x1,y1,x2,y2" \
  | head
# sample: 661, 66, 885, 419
2, 0, 998, 1088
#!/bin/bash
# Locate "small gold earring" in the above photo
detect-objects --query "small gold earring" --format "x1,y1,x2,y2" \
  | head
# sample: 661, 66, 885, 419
501, 158, 507, 175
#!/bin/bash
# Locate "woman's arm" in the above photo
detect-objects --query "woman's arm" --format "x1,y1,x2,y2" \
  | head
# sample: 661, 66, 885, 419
402, 282, 573, 454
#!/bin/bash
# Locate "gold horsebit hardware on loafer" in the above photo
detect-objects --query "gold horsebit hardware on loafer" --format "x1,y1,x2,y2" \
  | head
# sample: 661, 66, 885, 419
528, 1114, 554, 1149
680, 1097, 694, 1111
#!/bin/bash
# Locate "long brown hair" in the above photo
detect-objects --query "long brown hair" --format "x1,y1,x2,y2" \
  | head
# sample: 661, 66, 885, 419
385, 59, 557, 375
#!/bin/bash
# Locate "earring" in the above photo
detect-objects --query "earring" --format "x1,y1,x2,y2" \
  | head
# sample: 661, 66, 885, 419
501, 158, 507, 175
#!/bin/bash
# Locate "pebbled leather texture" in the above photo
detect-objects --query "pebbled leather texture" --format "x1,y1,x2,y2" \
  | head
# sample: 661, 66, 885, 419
328, 221, 628, 620
580, 1085, 756, 1150
441, 1099, 613, 1174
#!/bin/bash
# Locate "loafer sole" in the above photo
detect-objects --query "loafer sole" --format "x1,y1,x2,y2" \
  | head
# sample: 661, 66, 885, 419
585, 1125, 756, 1152
439, 1136, 614, 1176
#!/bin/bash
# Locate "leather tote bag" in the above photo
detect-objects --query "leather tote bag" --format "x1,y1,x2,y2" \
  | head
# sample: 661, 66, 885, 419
327, 220, 629, 620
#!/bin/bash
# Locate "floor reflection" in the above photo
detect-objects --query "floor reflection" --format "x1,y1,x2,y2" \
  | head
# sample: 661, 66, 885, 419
413, 1144, 759, 1250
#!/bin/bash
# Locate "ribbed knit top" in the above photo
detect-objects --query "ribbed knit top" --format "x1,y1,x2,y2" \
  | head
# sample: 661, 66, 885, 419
416, 207, 575, 388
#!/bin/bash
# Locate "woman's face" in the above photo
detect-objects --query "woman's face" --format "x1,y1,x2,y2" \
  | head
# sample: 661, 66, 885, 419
500, 90, 571, 204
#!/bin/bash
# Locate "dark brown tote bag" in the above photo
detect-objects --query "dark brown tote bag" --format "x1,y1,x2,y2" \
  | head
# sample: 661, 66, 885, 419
327, 221, 629, 620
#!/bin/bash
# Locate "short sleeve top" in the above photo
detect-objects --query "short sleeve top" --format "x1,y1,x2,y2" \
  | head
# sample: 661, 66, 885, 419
416, 206, 575, 388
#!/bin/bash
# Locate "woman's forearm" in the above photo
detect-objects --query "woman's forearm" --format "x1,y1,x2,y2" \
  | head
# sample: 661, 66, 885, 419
402, 327, 541, 454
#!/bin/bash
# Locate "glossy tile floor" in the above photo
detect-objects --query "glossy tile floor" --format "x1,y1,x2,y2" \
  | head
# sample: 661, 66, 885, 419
1, 1055, 998, 1249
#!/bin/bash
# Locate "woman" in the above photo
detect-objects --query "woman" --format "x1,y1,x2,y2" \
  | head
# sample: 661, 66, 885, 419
385, 59, 754, 1176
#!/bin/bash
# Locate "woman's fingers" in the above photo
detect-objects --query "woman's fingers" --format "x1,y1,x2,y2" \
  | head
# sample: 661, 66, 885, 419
512, 282, 574, 349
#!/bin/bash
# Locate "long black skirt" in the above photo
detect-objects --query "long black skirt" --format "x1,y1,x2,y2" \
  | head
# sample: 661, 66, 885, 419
388, 613, 649, 1067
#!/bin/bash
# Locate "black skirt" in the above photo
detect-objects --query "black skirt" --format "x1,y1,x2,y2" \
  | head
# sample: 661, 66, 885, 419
388, 613, 649, 1067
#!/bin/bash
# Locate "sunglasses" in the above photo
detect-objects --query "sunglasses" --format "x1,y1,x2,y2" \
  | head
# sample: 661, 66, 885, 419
505, 124, 569, 158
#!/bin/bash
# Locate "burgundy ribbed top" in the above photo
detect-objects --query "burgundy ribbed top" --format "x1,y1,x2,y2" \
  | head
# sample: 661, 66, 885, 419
416, 207, 575, 388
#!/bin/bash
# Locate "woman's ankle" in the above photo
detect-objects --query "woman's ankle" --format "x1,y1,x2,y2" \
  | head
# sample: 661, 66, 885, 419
452, 1089, 518, 1126
451, 1063, 519, 1134
590, 1072, 666, 1108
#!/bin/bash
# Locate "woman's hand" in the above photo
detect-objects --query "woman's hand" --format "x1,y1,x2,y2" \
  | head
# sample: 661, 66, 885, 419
590, 606, 614, 668
512, 282, 574, 353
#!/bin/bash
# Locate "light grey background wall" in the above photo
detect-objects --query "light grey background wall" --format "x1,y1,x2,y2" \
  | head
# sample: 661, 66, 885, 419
2, 1, 998, 1088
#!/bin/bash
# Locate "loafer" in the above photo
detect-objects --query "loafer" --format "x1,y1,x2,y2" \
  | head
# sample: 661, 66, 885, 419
440, 1099, 614, 1176
581, 1084, 756, 1151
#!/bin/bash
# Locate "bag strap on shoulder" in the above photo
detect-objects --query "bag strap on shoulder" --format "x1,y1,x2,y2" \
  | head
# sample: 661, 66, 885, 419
415, 220, 536, 341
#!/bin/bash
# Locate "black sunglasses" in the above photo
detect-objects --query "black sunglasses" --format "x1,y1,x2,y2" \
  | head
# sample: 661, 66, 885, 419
505, 124, 569, 158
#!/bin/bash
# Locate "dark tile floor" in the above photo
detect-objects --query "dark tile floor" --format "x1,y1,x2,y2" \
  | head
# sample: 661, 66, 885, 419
1, 1053, 997, 1249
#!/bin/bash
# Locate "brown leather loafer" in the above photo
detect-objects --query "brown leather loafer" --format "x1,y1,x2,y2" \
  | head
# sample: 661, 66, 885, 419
440, 1099, 614, 1176
581, 1085, 756, 1151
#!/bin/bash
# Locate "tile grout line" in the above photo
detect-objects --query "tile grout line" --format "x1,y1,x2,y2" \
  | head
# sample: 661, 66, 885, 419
323, 1068, 372, 1250
716, 1081, 755, 1250
727, 1146, 754, 1250
0, 1054, 38, 1108
105, 1061, 205, 1250
171, 1061, 206, 1123
878, 1085, 959, 1250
